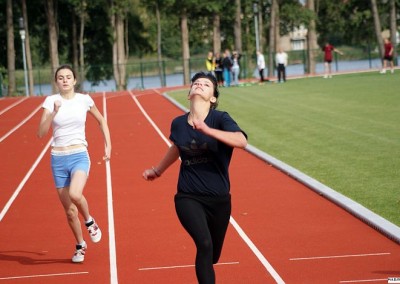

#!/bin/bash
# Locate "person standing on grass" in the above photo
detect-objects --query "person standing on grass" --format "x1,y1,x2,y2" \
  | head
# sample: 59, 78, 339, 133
222, 49, 233, 87
205, 51, 215, 75
143, 71, 247, 284
214, 52, 224, 87
257, 50, 266, 83
37, 64, 111, 263
231, 50, 241, 86
322, 42, 343, 78
275, 48, 288, 83
380, 38, 395, 74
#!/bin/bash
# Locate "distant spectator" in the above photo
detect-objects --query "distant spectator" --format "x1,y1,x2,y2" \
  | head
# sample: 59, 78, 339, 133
322, 42, 343, 79
214, 52, 224, 86
222, 49, 233, 87
256, 50, 266, 83
380, 38, 394, 74
231, 51, 242, 86
275, 48, 288, 83
205, 51, 215, 75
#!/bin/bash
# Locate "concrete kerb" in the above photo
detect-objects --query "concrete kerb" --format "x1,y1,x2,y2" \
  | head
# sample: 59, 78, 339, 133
161, 91, 400, 245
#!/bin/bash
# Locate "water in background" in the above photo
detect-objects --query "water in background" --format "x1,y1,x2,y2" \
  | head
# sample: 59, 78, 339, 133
31, 57, 392, 96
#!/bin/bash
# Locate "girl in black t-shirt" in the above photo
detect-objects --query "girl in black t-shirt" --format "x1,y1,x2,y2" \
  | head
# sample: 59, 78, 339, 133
143, 72, 247, 284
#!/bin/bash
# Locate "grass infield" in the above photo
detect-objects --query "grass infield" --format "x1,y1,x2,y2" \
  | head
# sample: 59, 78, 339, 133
167, 71, 400, 226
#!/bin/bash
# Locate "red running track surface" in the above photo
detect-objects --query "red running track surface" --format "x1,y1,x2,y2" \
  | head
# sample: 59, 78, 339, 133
0, 90, 399, 284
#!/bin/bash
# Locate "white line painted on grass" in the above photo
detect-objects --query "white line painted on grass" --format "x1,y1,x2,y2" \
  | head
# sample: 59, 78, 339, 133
103, 92, 119, 284
139, 261, 239, 271
290, 252, 390, 261
0, 271, 88, 280
0, 138, 52, 221
130, 91, 285, 284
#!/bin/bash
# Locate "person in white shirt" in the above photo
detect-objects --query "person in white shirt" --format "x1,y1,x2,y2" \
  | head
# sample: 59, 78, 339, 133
275, 48, 288, 83
256, 50, 266, 82
37, 64, 111, 263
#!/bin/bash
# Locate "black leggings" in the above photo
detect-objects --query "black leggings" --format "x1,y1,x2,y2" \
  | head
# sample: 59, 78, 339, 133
174, 193, 231, 284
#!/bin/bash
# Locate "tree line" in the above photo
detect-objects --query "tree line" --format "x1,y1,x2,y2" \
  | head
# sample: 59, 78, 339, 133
1, 0, 398, 96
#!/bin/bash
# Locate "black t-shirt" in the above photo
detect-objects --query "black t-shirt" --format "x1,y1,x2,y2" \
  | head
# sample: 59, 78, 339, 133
169, 110, 247, 196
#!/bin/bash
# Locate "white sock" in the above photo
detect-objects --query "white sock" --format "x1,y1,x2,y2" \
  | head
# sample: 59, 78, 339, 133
85, 217, 93, 225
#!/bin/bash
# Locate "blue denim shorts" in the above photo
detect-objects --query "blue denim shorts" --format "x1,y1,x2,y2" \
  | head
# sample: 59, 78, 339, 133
51, 148, 91, 188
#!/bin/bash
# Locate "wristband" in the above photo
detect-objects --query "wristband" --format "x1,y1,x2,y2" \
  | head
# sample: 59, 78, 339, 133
152, 166, 161, 177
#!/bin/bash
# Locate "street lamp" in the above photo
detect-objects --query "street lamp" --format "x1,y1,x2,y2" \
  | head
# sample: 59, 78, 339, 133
19, 17, 29, 97
253, 2, 260, 52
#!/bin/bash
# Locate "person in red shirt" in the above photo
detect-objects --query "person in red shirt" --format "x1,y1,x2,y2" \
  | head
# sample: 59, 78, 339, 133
322, 42, 343, 78
380, 38, 394, 74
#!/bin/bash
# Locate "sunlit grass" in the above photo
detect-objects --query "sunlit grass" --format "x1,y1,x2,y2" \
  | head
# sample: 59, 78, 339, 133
167, 71, 400, 226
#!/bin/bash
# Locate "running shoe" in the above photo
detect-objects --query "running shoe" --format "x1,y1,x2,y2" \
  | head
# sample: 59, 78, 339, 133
86, 218, 102, 243
72, 242, 87, 263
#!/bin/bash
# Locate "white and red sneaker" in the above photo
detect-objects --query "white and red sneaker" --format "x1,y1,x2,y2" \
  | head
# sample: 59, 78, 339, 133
86, 218, 102, 243
72, 242, 87, 263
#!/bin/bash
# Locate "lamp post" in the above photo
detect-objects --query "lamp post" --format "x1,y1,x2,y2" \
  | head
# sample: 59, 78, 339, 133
253, 2, 260, 52
19, 17, 29, 97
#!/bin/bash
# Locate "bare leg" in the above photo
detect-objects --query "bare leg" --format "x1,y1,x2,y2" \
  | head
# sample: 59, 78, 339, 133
57, 170, 90, 244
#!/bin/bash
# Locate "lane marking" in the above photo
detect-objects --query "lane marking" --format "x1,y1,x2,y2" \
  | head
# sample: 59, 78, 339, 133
130, 92, 285, 284
103, 92, 118, 284
0, 271, 89, 280
0, 105, 41, 143
0, 97, 28, 116
230, 217, 285, 283
139, 261, 239, 271
0, 138, 52, 221
339, 278, 388, 283
290, 252, 390, 261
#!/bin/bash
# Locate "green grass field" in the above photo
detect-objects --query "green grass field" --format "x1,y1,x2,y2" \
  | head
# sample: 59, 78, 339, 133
167, 71, 400, 226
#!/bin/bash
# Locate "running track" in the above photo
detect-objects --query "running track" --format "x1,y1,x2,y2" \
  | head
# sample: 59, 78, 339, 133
0, 90, 399, 284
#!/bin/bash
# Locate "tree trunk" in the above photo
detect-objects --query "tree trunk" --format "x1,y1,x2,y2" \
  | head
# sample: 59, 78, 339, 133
156, 3, 165, 86
371, 0, 384, 59
389, 0, 397, 66
6, 0, 16, 96
22, 0, 34, 96
268, 0, 277, 78
234, 0, 242, 53
45, 0, 59, 94
213, 13, 221, 54
258, 3, 265, 53
275, 4, 280, 49
181, 8, 190, 85
306, 0, 317, 75
79, 0, 85, 87
110, 2, 120, 90
72, 14, 79, 77
116, 13, 126, 90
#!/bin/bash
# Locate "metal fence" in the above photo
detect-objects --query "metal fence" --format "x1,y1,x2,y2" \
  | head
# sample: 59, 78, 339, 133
1, 46, 398, 97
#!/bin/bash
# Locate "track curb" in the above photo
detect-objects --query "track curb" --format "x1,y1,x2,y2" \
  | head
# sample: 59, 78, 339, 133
162, 91, 400, 245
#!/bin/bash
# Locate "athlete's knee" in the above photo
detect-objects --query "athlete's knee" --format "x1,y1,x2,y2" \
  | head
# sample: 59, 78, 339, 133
65, 206, 78, 221
69, 191, 83, 204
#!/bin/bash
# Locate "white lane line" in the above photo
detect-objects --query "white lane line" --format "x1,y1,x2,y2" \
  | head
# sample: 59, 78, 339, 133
103, 92, 118, 284
0, 97, 28, 116
0, 138, 52, 221
0, 105, 41, 143
230, 217, 285, 283
130, 92, 285, 284
139, 261, 239, 271
0, 271, 89, 280
290, 252, 390, 261
339, 278, 388, 283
